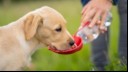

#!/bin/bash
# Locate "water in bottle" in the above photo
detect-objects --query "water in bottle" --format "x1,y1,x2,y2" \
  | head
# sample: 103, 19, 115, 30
76, 12, 112, 44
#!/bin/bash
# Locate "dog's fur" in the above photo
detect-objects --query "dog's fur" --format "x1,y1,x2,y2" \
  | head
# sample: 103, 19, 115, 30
0, 6, 74, 71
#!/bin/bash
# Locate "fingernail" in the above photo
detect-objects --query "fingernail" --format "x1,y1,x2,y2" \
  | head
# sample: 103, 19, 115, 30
97, 20, 101, 24
101, 26, 107, 31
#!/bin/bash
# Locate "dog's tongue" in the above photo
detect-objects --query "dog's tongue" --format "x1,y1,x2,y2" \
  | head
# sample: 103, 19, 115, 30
48, 35, 83, 55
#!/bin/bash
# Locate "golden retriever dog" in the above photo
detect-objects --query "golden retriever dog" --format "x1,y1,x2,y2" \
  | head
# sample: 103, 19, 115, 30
0, 6, 74, 71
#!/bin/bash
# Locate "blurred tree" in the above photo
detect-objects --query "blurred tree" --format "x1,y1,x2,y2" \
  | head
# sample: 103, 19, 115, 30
3, 0, 11, 7
0, 0, 2, 3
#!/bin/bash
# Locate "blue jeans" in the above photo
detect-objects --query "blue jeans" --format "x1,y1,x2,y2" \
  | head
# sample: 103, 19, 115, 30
90, 0, 127, 70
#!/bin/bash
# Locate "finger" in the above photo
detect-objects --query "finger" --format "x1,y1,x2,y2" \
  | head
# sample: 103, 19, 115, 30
81, 6, 91, 20
89, 10, 102, 28
100, 26, 107, 33
81, 8, 96, 24
100, 11, 107, 30
81, 5, 88, 15
96, 20, 101, 25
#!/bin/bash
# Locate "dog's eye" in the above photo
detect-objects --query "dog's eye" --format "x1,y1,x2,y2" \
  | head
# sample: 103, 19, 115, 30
55, 27, 62, 32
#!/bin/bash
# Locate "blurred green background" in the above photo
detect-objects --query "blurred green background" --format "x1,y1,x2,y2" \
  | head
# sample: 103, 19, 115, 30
0, 0, 127, 71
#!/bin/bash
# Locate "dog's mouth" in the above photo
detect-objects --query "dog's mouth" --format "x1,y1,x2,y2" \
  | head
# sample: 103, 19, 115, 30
49, 45, 58, 50
49, 44, 76, 51
48, 36, 83, 55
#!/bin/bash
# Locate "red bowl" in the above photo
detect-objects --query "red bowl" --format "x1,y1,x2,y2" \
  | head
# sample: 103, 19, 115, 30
48, 35, 83, 55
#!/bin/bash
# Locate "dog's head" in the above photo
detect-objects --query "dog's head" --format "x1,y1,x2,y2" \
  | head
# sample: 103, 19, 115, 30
24, 6, 74, 50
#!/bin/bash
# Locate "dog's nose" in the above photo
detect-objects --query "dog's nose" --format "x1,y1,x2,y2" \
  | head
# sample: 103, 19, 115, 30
69, 40, 75, 46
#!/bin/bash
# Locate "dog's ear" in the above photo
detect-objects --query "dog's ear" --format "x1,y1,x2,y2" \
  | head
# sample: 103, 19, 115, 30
24, 14, 41, 40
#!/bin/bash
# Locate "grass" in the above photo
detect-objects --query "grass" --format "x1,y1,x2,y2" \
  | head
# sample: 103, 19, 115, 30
0, 0, 127, 71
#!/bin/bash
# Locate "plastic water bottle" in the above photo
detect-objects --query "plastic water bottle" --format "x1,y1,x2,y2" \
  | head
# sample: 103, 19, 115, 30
76, 12, 112, 44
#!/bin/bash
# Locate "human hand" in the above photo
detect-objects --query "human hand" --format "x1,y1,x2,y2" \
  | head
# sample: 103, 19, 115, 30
81, 0, 112, 33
